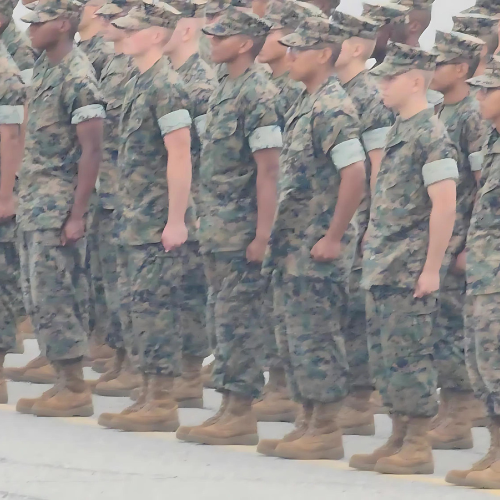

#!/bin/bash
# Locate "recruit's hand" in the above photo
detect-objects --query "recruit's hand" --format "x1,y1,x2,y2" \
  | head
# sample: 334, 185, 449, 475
311, 237, 342, 262
61, 215, 85, 245
246, 236, 268, 263
414, 270, 440, 298
162, 221, 188, 252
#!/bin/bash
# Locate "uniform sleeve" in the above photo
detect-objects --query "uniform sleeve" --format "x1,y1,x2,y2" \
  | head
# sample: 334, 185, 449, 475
0, 72, 27, 125
462, 108, 488, 172
191, 81, 216, 139
313, 96, 365, 171
63, 77, 106, 125
243, 79, 282, 152
360, 96, 393, 152
419, 129, 459, 187
154, 81, 192, 137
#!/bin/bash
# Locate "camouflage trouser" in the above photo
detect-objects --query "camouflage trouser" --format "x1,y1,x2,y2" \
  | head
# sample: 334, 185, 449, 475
275, 272, 349, 404
367, 286, 439, 418
464, 293, 500, 417
19, 230, 89, 361
126, 242, 194, 376
433, 270, 472, 392
116, 245, 136, 357
179, 243, 209, 359
261, 276, 283, 371
206, 284, 217, 351
0, 237, 21, 352
343, 266, 372, 390
204, 252, 266, 398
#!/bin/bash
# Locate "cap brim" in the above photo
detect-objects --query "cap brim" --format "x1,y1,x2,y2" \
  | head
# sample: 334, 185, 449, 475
370, 61, 408, 77
467, 75, 500, 88
111, 15, 148, 29
435, 53, 456, 64
95, 3, 123, 15
279, 32, 311, 48
202, 22, 234, 36
20, 10, 59, 23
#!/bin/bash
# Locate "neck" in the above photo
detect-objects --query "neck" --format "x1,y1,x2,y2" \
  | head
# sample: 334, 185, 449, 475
134, 50, 163, 74
303, 67, 333, 94
113, 39, 125, 54
442, 81, 470, 105
168, 42, 198, 71
78, 24, 101, 42
46, 38, 74, 66
397, 94, 428, 120
227, 55, 253, 79
335, 60, 365, 85
405, 34, 420, 47
269, 57, 289, 78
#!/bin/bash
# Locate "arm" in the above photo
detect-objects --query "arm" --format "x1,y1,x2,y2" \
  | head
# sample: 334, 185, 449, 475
161, 126, 192, 251
62, 118, 103, 244
414, 179, 456, 297
246, 147, 280, 262
368, 148, 383, 194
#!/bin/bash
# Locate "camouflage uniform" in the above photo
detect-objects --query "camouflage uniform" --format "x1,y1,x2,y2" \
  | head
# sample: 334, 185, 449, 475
363, 43, 459, 417
462, 0, 500, 16
265, 18, 366, 404
0, 42, 27, 352
465, 57, 500, 417
18, 1, 106, 362
332, 11, 395, 392
1, 23, 36, 83
111, 5, 197, 376
199, 10, 281, 399
432, 31, 487, 394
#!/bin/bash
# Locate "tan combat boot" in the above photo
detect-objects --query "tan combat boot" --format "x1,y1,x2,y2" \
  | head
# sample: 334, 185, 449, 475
187, 392, 258, 445
470, 397, 489, 428
176, 391, 229, 441
446, 419, 498, 486
88, 348, 126, 389
17, 316, 34, 339
339, 389, 375, 436
4, 355, 57, 384
374, 417, 434, 474
252, 368, 299, 423
430, 388, 451, 430
88, 342, 115, 373
428, 391, 473, 449
98, 374, 149, 428
201, 360, 216, 389
174, 354, 204, 408
104, 374, 179, 432
273, 401, 344, 460
257, 402, 313, 456
31, 359, 94, 417
94, 353, 140, 397
0, 351, 7, 404
370, 390, 388, 414
349, 414, 408, 471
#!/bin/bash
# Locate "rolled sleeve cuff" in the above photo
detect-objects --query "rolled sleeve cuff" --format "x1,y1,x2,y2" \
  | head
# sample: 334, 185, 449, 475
422, 158, 459, 187
469, 151, 484, 172
158, 109, 192, 136
362, 127, 390, 152
20, 69, 33, 86
330, 138, 366, 171
0, 105, 24, 125
249, 125, 282, 152
71, 104, 106, 125
194, 114, 207, 138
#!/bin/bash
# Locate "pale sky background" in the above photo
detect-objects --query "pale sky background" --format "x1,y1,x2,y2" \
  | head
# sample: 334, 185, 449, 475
14, 0, 479, 48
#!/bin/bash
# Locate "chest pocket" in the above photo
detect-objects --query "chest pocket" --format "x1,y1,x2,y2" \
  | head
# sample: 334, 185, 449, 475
33, 87, 66, 130
378, 137, 409, 191
206, 97, 239, 142
122, 93, 149, 137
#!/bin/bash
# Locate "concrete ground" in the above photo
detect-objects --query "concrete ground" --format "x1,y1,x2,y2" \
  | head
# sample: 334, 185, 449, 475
1, 340, 498, 500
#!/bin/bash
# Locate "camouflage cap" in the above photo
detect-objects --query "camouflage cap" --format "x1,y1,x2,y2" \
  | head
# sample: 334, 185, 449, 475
0, 0, 14, 18
434, 30, 485, 63
467, 54, 500, 87
25, 0, 39, 10
21, 0, 84, 23
202, 7, 270, 36
95, 0, 140, 16
167, 0, 207, 17
111, 0, 181, 29
370, 41, 437, 76
279, 17, 348, 48
264, 0, 325, 30
462, 0, 500, 17
205, 0, 228, 14
331, 10, 381, 40
452, 13, 498, 38
362, 1, 409, 25
397, 0, 434, 9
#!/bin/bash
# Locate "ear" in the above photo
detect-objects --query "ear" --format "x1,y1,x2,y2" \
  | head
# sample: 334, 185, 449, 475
317, 45, 333, 65
407, 19, 420, 35
237, 36, 254, 55
352, 41, 364, 59
59, 17, 70, 33
182, 25, 192, 42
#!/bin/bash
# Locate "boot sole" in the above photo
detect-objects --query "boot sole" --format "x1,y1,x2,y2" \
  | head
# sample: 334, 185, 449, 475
177, 398, 203, 409
465, 478, 500, 489
255, 412, 296, 423
374, 463, 434, 475
348, 459, 377, 471
431, 437, 473, 450
274, 447, 344, 460
33, 405, 94, 418
93, 388, 135, 397
445, 474, 472, 487
21, 376, 57, 384
342, 423, 376, 436
188, 433, 259, 446
108, 421, 179, 432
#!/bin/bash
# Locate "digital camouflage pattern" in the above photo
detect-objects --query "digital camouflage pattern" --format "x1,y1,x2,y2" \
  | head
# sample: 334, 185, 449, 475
18, 48, 104, 232
203, 8, 270, 37
199, 33, 212, 66
463, 0, 500, 16
167, 0, 206, 17
361, 1, 409, 25
264, 0, 325, 30
398, 0, 434, 8
176, 52, 217, 210
466, 126, 500, 296
111, 0, 181, 30
367, 287, 439, 417
198, 64, 281, 253
20, 0, 84, 24
434, 30, 485, 64
205, 0, 229, 15
279, 17, 348, 47
270, 71, 304, 130
78, 35, 115, 81
371, 42, 437, 77
362, 108, 458, 290
452, 14, 498, 39
95, 0, 141, 16
1, 23, 36, 74
331, 10, 381, 40
468, 54, 500, 88
116, 56, 196, 246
